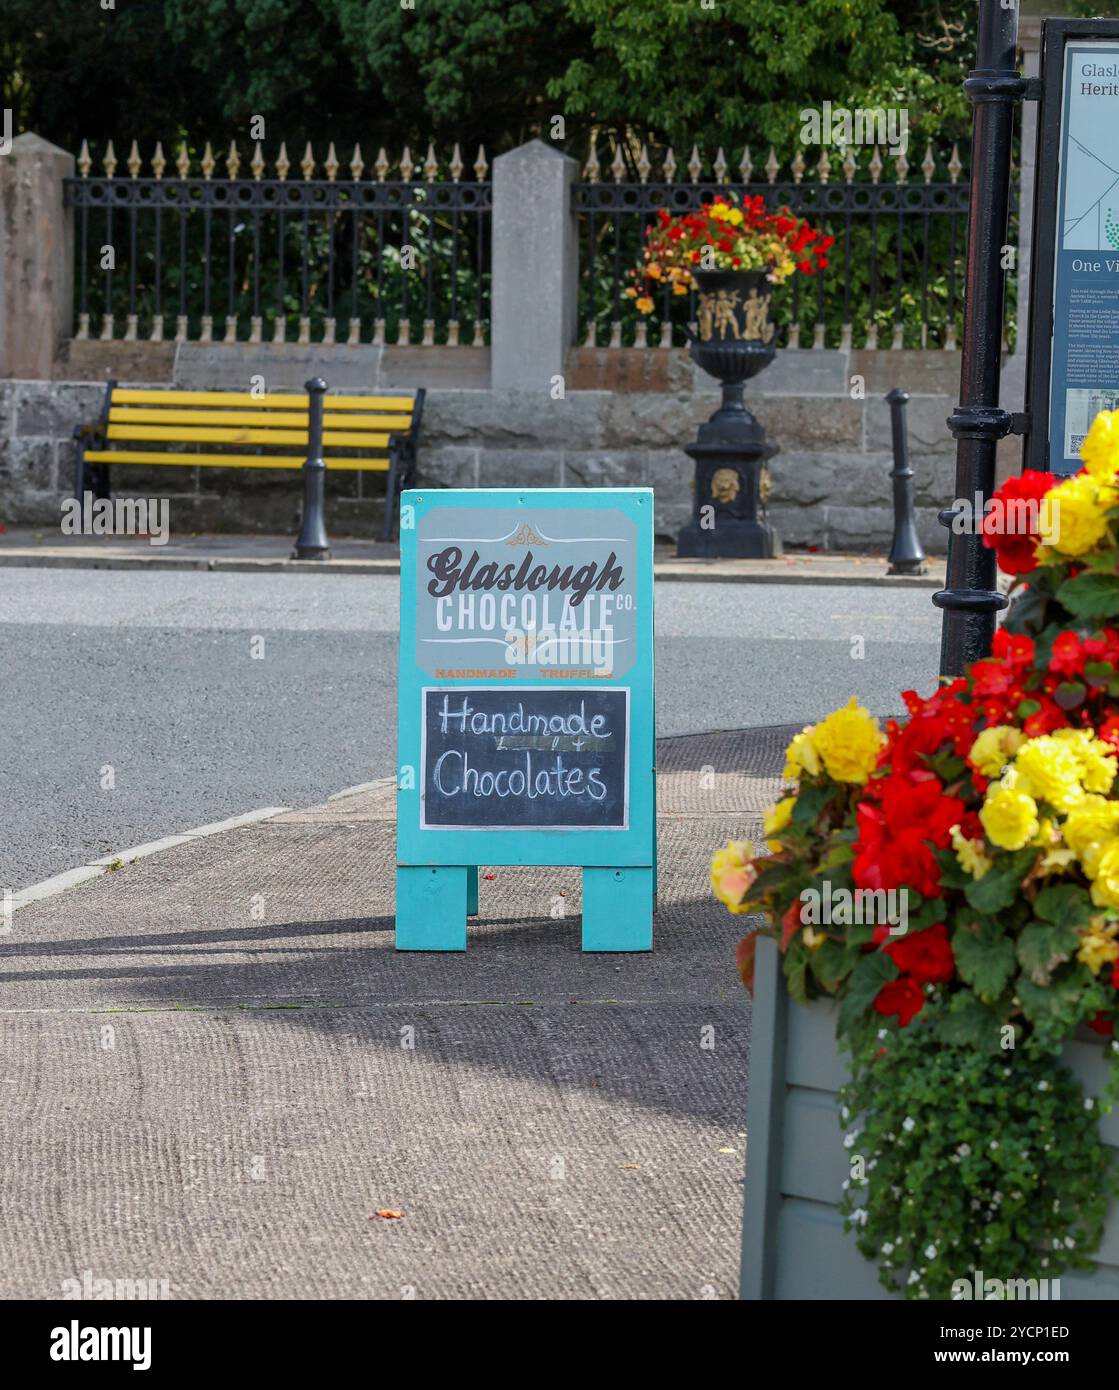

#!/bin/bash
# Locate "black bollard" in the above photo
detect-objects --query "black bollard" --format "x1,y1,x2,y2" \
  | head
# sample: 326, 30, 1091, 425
885, 388, 927, 576
293, 376, 331, 561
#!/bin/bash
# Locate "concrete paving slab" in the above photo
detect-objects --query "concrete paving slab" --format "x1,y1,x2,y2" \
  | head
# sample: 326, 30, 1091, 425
0, 729, 788, 1299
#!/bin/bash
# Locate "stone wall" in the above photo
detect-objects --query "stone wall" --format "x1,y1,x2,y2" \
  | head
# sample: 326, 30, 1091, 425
1, 345, 982, 550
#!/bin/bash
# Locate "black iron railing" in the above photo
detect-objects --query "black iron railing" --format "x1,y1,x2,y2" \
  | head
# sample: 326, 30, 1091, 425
573, 142, 991, 351
63, 141, 491, 347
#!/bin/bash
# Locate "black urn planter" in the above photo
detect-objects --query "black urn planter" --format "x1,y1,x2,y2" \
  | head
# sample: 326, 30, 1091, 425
677, 269, 782, 559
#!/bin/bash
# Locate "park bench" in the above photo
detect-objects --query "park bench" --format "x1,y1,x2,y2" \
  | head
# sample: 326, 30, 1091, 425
74, 381, 425, 541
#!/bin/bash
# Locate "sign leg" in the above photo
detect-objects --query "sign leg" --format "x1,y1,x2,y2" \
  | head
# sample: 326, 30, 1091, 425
581, 867, 653, 952
467, 865, 479, 917
395, 865, 468, 951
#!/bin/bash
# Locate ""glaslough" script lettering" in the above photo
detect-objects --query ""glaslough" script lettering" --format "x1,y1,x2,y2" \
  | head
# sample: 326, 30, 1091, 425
426, 547, 624, 609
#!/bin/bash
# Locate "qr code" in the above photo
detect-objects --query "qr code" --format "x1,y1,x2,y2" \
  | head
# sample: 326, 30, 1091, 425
1070, 433, 1087, 452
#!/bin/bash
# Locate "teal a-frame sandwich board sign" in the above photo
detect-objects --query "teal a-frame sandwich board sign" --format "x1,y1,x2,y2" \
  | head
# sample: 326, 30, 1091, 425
395, 488, 655, 952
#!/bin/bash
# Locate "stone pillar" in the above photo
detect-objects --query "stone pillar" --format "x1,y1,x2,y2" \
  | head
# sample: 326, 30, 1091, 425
0, 133, 74, 379
491, 140, 579, 391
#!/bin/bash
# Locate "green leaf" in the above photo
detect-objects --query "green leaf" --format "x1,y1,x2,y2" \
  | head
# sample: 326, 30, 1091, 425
791, 782, 834, 828
1034, 883, 1094, 929
952, 921, 1017, 1001
926, 751, 966, 784
908, 896, 948, 932
810, 939, 849, 994
837, 950, 898, 1035
1056, 571, 1119, 620
1078, 549, 1119, 572
1017, 971, 1088, 1026
962, 848, 1035, 914
1017, 920, 1081, 986
783, 947, 809, 1004
935, 991, 1004, 1051
818, 842, 855, 872
935, 846, 973, 890
1054, 680, 1087, 710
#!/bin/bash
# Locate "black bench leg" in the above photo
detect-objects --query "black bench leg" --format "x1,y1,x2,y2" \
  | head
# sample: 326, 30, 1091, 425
383, 447, 401, 543
73, 442, 88, 510
72, 446, 110, 526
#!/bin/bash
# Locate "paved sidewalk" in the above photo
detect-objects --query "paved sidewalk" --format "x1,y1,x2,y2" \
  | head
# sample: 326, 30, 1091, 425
0, 527, 946, 586
0, 726, 791, 1301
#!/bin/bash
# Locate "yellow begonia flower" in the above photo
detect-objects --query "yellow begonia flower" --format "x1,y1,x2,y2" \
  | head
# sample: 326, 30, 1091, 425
1012, 736, 1087, 811
763, 795, 797, 851
1032, 818, 1076, 875
980, 782, 1040, 850
1061, 797, 1119, 876
1038, 472, 1112, 557
1051, 727, 1118, 795
1076, 915, 1119, 970
810, 696, 884, 784
802, 926, 828, 952
1090, 842, 1119, 911
950, 824, 992, 879
1080, 409, 1119, 478
783, 729, 821, 781
635, 296, 655, 315
968, 724, 1024, 779
1040, 845, 1078, 875
711, 840, 757, 914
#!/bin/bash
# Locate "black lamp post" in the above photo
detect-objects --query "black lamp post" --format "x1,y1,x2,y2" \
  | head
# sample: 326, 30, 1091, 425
293, 376, 331, 561
933, 0, 1024, 675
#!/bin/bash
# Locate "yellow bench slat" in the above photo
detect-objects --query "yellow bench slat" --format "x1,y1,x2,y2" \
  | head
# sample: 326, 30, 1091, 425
106, 424, 392, 447
109, 388, 416, 411
108, 407, 413, 430
83, 450, 389, 472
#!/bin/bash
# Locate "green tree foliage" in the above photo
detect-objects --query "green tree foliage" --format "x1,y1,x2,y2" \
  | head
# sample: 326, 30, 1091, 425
7, 1, 1115, 162
553, 0, 980, 155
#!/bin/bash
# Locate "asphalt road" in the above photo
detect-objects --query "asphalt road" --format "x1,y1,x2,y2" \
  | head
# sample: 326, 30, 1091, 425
0, 568, 942, 890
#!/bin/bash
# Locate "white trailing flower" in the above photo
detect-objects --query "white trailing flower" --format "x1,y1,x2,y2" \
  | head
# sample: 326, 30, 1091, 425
902, 1117, 916, 1133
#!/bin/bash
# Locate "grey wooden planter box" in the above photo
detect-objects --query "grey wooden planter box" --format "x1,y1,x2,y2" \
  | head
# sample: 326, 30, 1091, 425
740, 934, 1119, 1299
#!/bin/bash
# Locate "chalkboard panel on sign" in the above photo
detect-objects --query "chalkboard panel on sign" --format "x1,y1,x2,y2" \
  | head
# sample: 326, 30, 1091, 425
421, 686, 629, 830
